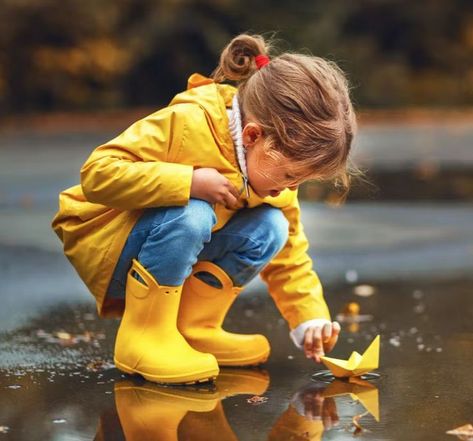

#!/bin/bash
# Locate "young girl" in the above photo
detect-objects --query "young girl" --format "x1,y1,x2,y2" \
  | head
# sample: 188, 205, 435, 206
52, 33, 356, 385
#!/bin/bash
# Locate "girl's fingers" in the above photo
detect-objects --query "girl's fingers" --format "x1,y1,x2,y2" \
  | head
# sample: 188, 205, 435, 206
312, 326, 323, 362
230, 182, 241, 199
332, 321, 341, 334
324, 321, 341, 354
305, 322, 341, 362
312, 395, 324, 420
223, 192, 239, 209
322, 322, 332, 343
326, 398, 339, 427
224, 179, 241, 200
304, 328, 314, 358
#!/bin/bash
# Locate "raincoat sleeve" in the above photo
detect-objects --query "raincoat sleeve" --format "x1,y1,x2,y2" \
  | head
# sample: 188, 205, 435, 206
80, 104, 194, 210
259, 190, 331, 330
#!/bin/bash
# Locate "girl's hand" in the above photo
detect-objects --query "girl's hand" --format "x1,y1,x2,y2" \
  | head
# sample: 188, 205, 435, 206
295, 387, 339, 428
304, 321, 341, 363
190, 168, 241, 209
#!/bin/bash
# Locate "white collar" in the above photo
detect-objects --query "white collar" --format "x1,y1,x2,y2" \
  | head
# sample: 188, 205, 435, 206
227, 94, 249, 197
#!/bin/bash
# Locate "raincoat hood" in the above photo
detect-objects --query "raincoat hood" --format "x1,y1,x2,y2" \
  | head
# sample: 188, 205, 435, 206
169, 73, 238, 168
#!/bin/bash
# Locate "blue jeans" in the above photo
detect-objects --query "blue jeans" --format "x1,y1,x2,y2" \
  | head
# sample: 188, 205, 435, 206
106, 199, 289, 297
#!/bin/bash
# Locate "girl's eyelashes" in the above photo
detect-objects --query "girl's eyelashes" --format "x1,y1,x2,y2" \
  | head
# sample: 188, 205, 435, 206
284, 173, 300, 185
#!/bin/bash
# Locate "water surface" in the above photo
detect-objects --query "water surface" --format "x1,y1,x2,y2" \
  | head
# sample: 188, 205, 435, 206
1, 278, 471, 440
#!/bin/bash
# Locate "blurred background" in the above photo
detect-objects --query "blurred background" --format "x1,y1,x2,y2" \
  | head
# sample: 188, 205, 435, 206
2, 0, 473, 112
1, 1, 473, 440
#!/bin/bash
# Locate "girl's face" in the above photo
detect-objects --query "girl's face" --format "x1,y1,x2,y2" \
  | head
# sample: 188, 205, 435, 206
243, 122, 300, 198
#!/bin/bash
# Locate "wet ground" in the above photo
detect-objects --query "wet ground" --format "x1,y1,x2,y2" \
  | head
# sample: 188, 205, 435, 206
1, 279, 472, 440
1, 120, 473, 440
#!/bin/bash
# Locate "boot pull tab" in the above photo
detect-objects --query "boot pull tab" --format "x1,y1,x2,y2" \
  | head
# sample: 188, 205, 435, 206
191, 261, 237, 294
128, 259, 154, 287
233, 286, 245, 296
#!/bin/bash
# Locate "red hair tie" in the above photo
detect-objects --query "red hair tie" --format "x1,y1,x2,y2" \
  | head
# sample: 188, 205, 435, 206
255, 54, 270, 69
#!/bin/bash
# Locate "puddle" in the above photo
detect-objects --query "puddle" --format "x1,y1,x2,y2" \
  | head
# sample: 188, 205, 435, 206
0, 278, 472, 440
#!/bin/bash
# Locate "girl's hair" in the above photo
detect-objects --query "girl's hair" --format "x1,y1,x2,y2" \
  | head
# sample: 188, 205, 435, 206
211, 32, 362, 201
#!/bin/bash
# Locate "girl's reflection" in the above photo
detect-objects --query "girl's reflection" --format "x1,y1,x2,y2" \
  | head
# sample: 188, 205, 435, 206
94, 370, 378, 441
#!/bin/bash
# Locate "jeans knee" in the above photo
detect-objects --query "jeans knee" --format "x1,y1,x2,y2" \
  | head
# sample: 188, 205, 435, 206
173, 199, 216, 244
239, 205, 288, 261
263, 207, 289, 255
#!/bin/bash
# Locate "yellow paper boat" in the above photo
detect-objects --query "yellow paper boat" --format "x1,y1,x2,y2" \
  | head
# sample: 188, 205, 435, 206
322, 377, 380, 421
321, 335, 380, 378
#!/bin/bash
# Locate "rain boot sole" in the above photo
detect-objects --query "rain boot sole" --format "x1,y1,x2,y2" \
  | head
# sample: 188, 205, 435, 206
215, 349, 270, 367
114, 357, 219, 385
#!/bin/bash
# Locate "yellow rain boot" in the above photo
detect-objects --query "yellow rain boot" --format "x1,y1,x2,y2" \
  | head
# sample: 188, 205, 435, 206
113, 379, 219, 441
177, 261, 270, 366
114, 259, 219, 384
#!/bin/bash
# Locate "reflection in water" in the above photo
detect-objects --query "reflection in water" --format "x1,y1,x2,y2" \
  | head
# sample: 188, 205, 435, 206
322, 377, 380, 422
95, 370, 379, 440
95, 368, 269, 441
96, 380, 219, 441
2, 279, 471, 440
270, 378, 379, 440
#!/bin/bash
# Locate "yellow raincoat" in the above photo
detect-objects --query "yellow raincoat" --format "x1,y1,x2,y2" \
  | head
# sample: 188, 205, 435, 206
52, 73, 331, 329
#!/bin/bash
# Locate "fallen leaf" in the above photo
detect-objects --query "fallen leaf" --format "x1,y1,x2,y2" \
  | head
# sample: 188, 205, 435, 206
86, 360, 115, 372
446, 424, 473, 440
246, 395, 268, 405
343, 302, 360, 315
55, 331, 72, 340
36, 329, 105, 346
352, 411, 368, 435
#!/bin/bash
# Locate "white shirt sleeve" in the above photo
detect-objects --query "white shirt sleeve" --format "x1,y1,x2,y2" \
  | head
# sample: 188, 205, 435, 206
289, 318, 332, 350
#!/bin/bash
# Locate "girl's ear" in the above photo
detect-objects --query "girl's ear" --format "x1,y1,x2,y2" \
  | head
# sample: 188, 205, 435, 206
242, 123, 264, 148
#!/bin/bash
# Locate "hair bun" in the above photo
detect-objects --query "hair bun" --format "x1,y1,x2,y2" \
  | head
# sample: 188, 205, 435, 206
211, 33, 272, 83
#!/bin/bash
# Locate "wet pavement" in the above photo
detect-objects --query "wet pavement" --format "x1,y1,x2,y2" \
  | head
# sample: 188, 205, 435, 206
1, 279, 472, 440
1, 121, 473, 440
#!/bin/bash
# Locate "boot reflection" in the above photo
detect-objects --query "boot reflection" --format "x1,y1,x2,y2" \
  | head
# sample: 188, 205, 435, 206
97, 368, 270, 441
114, 378, 219, 441
94, 407, 125, 441
178, 367, 270, 441
216, 367, 270, 397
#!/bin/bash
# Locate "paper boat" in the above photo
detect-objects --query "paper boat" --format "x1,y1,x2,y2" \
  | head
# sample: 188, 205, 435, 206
321, 335, 380, 378
322, 377, 380, 421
